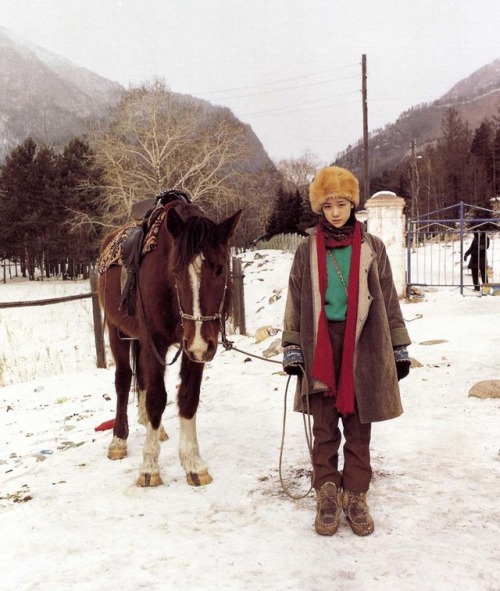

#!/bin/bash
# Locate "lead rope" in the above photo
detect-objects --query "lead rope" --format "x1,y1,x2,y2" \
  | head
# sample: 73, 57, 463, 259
219, 323, 315, 500
278, 366, 315, 500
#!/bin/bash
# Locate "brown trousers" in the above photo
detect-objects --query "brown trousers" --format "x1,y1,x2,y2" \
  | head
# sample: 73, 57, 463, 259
309, 321, 372, 492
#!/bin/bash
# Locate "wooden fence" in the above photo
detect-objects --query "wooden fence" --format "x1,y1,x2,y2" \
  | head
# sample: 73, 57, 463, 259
252, 233, 303, 252
0, 259, 248, 385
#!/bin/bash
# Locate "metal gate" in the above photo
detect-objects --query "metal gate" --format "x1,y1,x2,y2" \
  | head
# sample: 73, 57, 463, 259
406, 202, 500, 295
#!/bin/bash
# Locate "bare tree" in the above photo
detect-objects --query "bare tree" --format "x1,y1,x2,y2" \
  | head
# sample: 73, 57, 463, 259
83, 80, 257, 230
275, 151, 322, 191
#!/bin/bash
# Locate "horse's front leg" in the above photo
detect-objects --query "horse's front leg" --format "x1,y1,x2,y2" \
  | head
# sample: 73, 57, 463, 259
178, 353, 213, 487
136, 348, 167, 488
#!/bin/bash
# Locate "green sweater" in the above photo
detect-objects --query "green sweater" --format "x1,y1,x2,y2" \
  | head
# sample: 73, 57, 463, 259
325, 246, 351, 321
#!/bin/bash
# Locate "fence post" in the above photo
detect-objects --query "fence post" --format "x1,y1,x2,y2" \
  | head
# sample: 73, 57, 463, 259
89, 269, 107, 368
231, 256, 246, 336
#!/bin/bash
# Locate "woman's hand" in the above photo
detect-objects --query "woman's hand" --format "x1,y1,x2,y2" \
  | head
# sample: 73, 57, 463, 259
283, 345, 304, 376
393, 345, 411, 381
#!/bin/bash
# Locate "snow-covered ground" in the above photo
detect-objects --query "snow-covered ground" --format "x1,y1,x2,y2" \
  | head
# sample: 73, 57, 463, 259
0, 249, 499, 591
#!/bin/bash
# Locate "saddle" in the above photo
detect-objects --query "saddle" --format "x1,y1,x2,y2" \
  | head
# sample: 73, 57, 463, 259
119, 189, 192, 315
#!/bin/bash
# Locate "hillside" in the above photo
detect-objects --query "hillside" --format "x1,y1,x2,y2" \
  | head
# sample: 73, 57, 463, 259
0, 27, 124, 160
336, 59, 500, 176
0, 27, 275, 174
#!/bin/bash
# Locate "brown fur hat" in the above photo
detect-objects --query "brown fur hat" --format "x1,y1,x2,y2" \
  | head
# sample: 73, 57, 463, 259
309, 166, 359, 213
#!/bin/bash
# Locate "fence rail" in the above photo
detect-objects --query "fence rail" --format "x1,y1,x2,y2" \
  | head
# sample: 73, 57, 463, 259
0, 292, 95, 309
0, 262, 247, 386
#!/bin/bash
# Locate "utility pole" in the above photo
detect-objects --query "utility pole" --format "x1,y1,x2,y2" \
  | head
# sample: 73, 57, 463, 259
361, 54, 369, 208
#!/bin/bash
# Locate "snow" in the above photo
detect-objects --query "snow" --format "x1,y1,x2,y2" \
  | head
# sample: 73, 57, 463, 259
1, 249, 499, 591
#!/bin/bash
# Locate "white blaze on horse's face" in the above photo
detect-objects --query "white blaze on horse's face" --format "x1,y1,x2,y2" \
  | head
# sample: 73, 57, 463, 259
184, 253, 217, 363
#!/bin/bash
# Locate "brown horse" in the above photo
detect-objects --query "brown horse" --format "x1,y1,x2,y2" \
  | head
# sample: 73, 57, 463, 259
98, 196, 242, 487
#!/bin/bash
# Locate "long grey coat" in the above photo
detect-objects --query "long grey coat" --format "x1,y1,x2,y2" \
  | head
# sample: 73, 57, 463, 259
282, 226, 411, 423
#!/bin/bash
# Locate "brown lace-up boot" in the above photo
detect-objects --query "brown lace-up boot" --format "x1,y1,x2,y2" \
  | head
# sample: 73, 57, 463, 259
342, 490, 375, 536
315, 482, 342, 536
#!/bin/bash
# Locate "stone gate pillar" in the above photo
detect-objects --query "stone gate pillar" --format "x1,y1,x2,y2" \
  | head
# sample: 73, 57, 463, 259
364, 191, 406, 297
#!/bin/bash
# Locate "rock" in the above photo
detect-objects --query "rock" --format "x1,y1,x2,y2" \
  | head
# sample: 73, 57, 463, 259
418, 339, 449, 346
255, 326, 273, 343
262, 338, 282, 359
468, 380, 500, 399
268, 289, 282, 304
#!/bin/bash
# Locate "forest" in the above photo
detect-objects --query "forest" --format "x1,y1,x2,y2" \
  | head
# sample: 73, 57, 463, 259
1, 85, 499, 280
0, 82, 278, 280
267, 107, 500, 236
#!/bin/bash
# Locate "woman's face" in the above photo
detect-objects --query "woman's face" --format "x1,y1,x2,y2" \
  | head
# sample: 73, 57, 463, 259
322, 197, 353, 228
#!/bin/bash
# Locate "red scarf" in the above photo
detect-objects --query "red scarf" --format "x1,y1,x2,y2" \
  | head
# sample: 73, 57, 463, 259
311, 220, 362, 415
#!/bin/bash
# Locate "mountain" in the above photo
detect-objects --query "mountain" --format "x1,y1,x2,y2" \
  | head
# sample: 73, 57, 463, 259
336, 59, 500, 176
0, 27, 124, 160
0, 27, 275, 175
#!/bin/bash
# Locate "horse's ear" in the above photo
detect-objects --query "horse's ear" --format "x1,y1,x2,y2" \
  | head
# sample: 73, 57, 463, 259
218, 209, 243, 244
166, 207, 186, 238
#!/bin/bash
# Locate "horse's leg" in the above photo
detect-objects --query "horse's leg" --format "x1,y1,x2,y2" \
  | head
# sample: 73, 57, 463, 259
107, 327, 132, 460
178, 353, 213, 487
138, 394, 169, 443
136, 342, 169, 442
136, 346, 167, 487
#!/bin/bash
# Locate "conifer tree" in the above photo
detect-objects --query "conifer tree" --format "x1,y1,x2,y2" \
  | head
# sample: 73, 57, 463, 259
266, 186, 304, 236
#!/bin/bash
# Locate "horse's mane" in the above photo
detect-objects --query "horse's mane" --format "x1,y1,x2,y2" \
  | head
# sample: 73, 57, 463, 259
174, 213, 219, 270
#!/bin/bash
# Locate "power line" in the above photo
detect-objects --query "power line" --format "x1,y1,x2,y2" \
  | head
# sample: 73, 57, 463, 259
241, 91, 360, 117
244, 100, 361, 118
192, 63, 359, 96
210, 74, 359, 102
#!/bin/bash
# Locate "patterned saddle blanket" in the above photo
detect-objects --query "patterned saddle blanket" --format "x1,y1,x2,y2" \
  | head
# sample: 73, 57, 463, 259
97, 210, 166, 274
97, 210, 166, 315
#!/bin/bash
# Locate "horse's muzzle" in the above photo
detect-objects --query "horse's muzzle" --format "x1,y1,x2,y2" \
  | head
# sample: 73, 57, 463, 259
183, 338, 217, 363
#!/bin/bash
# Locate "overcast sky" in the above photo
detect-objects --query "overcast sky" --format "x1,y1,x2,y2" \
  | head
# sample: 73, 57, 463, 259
0, 0, 499, 164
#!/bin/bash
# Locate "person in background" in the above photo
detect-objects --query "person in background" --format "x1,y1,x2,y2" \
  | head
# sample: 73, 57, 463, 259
464, 229, 490, 291
281, 166, 411, 537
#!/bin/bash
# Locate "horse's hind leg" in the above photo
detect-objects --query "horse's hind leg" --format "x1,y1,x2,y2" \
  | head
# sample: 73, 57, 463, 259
138, 394, 169, 441
134, 341, 168, 441
107, 327, 132, 460
136, 341, 169, 442
178, 354, 213, 487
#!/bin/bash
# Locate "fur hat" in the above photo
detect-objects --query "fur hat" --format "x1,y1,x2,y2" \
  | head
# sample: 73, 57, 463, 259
309, 166, 359, 213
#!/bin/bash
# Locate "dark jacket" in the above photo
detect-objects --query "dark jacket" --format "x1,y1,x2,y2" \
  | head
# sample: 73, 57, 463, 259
282, 225, 410, 424
464, 233, 490, 271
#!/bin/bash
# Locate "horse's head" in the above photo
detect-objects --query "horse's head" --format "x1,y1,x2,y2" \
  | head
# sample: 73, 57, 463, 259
167, 205, 243, 363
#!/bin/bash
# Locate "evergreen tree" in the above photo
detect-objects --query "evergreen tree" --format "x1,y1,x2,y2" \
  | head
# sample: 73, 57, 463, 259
266, 186, 304, 236
57, 137, 105, 273
493, 127, 500, 197
440, 108, 472, 207
470, 119, 494, 203
0, 136, 102, 279
0, 138, 57, 278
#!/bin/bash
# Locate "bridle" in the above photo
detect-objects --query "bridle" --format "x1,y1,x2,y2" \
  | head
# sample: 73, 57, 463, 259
174, 276, 227, 324
173, 253, 231, 348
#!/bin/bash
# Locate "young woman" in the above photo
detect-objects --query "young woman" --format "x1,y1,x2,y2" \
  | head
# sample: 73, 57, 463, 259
282, 165, 411, 536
